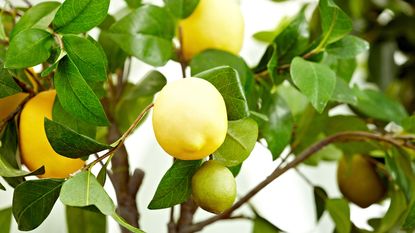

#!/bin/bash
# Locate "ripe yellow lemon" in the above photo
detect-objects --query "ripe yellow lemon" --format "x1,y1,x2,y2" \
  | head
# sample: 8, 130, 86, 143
152, 78, 227, 160
0, 93, 28, 121
19, 90, 84, 178
337, 154, 387, 208
180, 0, 244, 61
192, 160, 236, 214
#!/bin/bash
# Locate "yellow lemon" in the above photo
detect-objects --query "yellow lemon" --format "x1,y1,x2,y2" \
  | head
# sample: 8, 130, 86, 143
180, 0, 244, 61
0, 93, 28, 121
337, 154, 387, 208
19, 90, 84, 178
192, 160, 236, 214
152, 78, 227, 160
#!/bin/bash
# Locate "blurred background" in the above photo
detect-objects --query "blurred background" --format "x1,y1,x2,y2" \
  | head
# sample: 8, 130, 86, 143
0, 0, 414, 232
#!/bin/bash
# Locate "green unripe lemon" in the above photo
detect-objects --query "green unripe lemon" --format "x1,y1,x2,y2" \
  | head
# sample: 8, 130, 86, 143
192, 160, 236, 214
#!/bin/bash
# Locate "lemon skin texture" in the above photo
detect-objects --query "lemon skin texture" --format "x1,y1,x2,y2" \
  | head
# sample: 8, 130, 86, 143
180, 0, 244, 61
0, 93, 28, 121
19, 90, 85, 178
152, 78, 227, 160
337, 154, 386, 208
192, 160, 236, 214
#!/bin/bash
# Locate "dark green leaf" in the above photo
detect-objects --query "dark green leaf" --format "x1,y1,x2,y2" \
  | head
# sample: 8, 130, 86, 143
331, 77, 357, 105
10, 1, 60, 39
0, 121, 19, 168
0, 182, 5, 190
368, 41, 397, 90
195, 66, 249, 120
164, 0, 200, 18
13, 179, 63, 231
5, 29, 54, 69
403, 202, 415, 230
52, 0, 110, 34
115, 70, 166, 133
259, 92, 293, 160
55, 57, 109, 126
148, 160, 201, 209
44, 118, 111, 158
326, 198, 351, 233
125, 0, 142, 9
106, 5, 174, 66
66, 206, 106, 233
228, 163, 242, 177
319, 0, 352, 45
41, 62, 59, 78
290, 57, 336, 113
314, 186, 328, 222
98, 30, 128, 73
326, 35, 369, 58
97, 162, 108, 186
402, 116, 415, 133
0, 65, 21, 98
0, 207, 12, 233
352, 87, 408, 123
253, 214, 282, 233
214, 118, 258, 166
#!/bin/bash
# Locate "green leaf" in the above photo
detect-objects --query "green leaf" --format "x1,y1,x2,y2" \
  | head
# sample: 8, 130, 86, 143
106, 5, 174, 66
326, 198, 351, 233
0, 182, 5, 191
290, 57, 336, 113
125, 0, 142, 9
55, 57, 109, 126
228, 163, 242, 177
402, 116, 415, 133
253, 214, 282, 233
352, 87, 408, 123
52, 0, 110, 34
195, 66, 249, 120
258, 92, 293, 160
319, 0, 352, 45
0, 121, 19, 168
326, 35, 369, 58
0, 156, 44, 177
252, 16, 291, 43
0, 207, 12, 233
314, 186, 328, 222
10, 1, 60, 39
5, 29, 54, 69
331, 77, 357, 105
164, 0, 200, 18
377, 189, 406, 233
66, 206, 106, 233
148, 160, 201, 209
12, 179, 63, 231
98, 25, 128, 73
214, 118, 258, 166
96, 162, 108, 186
336, 58, 357, 83
0, 72, 21, 98
62, 35, 107, 84
44, 118, 111, 159
115, 70, 167, 133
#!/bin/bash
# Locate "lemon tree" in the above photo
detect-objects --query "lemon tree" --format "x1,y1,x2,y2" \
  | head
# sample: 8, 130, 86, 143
0, 0, 414, 233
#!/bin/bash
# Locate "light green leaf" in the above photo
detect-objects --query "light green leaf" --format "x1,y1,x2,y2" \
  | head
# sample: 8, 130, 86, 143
5, 29, 54, 69
52, 0, 110, 34
331, 77, 357, 105
0, 156, 44, 177
326, 35, 369, 58
66, 206, 106, 233
13, 179, 64, 231
376, 189, 406, 233
214, 118, 258, 166
326, 198, 351, 233
290, 57, 336, 113
402, 116, 415, 133
148, 160, 201, 209
319, 0, 352, 45
125, 0, 142, 9
164, 0, 200, 18
0, 207, 12, 233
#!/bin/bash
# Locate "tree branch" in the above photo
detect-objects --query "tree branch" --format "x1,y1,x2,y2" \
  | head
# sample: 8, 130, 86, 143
180, 131, 415, 233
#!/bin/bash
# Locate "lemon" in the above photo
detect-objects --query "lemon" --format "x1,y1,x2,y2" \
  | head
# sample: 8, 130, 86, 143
337, 154, 387, 208
180, 0, 244, 61
152, 78, 227, 160
192, 160, 236, 214
19, 90, 84, 178
0, 93, 28, 121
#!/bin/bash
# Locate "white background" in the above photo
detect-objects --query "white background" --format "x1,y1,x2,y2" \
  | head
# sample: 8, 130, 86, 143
0, 0, 389, 232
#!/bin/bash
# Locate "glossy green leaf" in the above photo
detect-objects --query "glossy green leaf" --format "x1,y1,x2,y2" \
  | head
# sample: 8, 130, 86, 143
214, 118, 258, 166
164, 0, 200, 18
331, 77, 357, 105
106, 5, 174, 66
13, 179, 63, 231
352, 87, 408, 123
5, 29, 54, 69
326, 35, 369, 58
290, 57, 336, 113
0, 71, 21, 98
115, 70, 166, 133
253, 214, 282, 233
326, 198, 351, 233
55, 57, 109, 126
66, 206, 106, 233
52, 0, 110, 34
0, 207, 12, 233
319, 0, 352, 45
10, 1, 60, 39
195, 66, 249, 120
314, 186, 328, 222
44, 118, 111, 158
148, 160, 201, 209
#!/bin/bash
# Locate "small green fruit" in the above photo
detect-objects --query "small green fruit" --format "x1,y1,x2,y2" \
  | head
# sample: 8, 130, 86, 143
191, 160, 236, 214
337, 154, 387, 208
